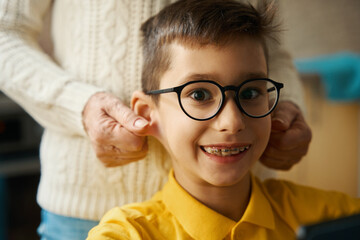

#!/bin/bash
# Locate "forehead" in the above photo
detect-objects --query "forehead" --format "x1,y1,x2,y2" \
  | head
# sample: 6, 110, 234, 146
160, 38, 268, 88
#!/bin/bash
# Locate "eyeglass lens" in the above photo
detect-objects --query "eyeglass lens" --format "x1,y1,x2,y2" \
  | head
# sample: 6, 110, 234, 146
179, 80, 278, 120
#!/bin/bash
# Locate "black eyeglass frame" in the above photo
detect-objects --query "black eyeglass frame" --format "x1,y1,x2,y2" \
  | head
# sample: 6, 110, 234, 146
146, 78, 284, 121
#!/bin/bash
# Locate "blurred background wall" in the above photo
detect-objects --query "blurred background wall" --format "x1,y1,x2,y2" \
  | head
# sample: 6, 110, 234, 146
277, 0, 360, 197
281, 0, 360, 57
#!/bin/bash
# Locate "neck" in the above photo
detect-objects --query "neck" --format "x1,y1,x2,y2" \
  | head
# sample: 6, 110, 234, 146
176, 172, 252, 222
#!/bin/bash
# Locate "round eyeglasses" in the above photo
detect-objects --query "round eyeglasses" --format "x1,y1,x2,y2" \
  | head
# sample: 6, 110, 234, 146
146, 78, 284, 121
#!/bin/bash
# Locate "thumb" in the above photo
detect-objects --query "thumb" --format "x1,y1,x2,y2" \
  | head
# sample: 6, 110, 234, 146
271, 102, 298, 131
107, 101, 150, 135
271, 117, 289, 132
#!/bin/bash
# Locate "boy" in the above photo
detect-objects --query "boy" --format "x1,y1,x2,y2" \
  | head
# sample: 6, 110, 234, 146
87, 0, 360, 239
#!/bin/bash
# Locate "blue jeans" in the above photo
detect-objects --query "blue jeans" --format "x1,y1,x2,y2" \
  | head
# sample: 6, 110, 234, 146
37, 210, 99, 240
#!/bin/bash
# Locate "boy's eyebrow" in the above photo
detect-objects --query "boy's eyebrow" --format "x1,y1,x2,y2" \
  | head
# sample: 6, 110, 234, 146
181, 73, 218, 82
242, 71, 268, 79
179, 71, 268, 84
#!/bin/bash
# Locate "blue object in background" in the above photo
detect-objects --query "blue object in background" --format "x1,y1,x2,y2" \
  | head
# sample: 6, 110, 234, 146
295, 52, 360, 102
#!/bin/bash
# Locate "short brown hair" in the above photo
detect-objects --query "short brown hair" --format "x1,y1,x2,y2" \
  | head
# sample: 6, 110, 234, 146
140, 0, 280, 95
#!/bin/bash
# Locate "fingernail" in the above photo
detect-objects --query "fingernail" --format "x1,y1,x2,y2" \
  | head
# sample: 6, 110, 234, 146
272, 118, 285, 124
134, 118, 148, 128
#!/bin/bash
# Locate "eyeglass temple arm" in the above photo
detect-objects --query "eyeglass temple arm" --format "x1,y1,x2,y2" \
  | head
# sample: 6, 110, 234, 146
146, 87, 176, 95
267, 82, 284, 93
267, 87, 276, 93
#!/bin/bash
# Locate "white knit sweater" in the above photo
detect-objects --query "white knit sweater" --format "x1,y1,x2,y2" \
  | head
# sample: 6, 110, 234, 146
0, 0, 304, 220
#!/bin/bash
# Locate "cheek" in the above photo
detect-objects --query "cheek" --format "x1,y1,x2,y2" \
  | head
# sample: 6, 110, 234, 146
157, 107, 203, 156
169, 120, 202, 150
259, 118, 271, 146
250, 117, 271, 150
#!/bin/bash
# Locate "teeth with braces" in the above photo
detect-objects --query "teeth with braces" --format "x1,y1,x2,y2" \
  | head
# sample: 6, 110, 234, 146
203, 146, 249, 156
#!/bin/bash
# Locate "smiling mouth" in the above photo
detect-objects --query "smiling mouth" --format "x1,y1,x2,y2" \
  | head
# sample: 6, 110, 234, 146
201, 146, 250, 157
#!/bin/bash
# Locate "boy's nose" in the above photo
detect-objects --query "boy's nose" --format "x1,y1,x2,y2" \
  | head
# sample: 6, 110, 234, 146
214, 97, 245, 133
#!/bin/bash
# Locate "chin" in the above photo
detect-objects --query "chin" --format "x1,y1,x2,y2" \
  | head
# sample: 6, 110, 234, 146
204, 170, 249, 187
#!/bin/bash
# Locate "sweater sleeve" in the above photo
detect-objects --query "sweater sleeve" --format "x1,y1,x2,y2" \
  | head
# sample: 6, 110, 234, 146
0, 0, 105, 136
267, 40, 306, 114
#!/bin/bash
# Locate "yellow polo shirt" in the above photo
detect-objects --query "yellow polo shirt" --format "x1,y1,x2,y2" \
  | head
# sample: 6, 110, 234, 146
87, 171, 360, 240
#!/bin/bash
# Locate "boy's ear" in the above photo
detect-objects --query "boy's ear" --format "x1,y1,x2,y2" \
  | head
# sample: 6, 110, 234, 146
131, 90, 159, 137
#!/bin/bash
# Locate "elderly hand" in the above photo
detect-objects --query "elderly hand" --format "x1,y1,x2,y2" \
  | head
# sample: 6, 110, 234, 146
260, 101, 312, 170
82, 92, 149, 167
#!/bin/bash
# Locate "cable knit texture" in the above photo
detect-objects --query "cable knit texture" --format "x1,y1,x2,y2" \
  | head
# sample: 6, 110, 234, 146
0, 0, 303, 220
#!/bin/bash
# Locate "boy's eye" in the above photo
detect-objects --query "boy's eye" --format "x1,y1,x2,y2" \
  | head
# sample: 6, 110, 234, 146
239, 88, 261, 100
190, 89, 212, 101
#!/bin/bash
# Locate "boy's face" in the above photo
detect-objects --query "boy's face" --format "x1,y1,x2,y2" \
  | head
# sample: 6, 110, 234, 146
150, 37, 271, 188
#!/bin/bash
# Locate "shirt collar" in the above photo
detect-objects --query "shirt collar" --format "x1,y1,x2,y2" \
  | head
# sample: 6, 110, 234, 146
161, 170, 275, 240
239, 174, 275, 229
